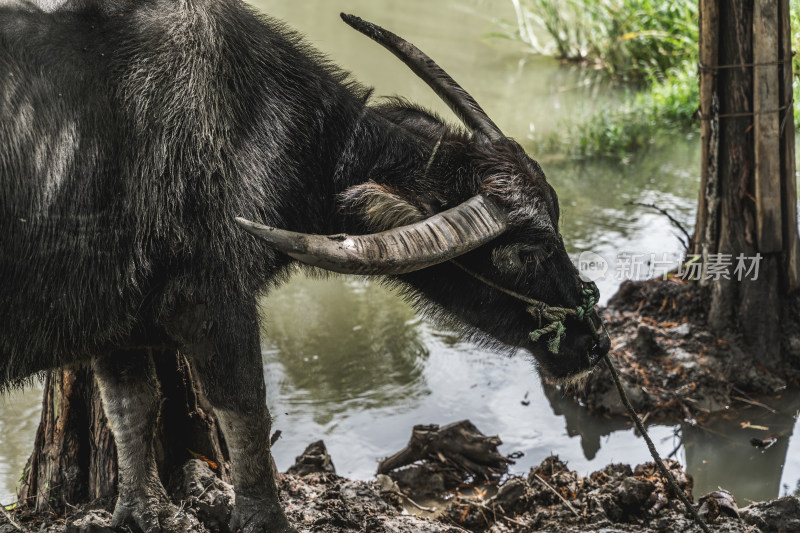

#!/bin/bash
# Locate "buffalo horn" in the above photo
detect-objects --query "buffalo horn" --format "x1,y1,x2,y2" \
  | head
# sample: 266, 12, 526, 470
340, 13, 504, 142
236, 194, 507, 275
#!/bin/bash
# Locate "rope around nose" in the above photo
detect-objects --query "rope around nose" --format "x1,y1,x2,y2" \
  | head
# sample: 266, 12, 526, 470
450, 261, 600, 353
528, 283, 600, 353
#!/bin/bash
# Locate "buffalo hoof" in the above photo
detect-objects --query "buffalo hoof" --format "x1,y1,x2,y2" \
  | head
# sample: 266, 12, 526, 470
112, 486, 202, 533
230, 494, 296, 533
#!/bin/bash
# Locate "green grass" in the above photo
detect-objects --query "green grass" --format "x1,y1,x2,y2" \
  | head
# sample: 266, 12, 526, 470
509, 0, 698, 82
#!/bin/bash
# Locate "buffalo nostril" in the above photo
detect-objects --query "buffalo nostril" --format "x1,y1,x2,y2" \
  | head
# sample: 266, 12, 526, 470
587, 345, 604, 367
587, 334, 611, 367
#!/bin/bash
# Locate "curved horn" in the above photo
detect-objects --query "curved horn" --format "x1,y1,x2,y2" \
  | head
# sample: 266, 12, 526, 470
236, 195, 507, 275
341, 13, 504, 142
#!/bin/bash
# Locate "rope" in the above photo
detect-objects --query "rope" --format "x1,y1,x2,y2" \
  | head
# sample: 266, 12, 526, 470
449, 260, 711, 532
698, 56, 793, 72
696, 53, 795, 121
604, 355, 712, 533
450, 260, 599, 353
697, 97, 794, 120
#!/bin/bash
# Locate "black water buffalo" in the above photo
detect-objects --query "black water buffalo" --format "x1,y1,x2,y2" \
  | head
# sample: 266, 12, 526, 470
1, 1, 609, 531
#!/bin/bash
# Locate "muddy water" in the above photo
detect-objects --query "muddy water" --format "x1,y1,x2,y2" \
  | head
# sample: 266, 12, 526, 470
2, 0, 799, 507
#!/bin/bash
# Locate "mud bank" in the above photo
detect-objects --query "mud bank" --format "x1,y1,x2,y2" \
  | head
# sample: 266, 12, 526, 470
557, 279, 800, 422
2, 440, 798, 533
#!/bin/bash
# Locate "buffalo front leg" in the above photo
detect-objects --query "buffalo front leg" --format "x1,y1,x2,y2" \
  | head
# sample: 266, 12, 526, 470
213, 404, 292, 533
93, 350, 193, 533
167, 302, 295, 533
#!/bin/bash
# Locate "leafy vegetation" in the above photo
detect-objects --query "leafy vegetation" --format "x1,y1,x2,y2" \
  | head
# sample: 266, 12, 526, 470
504, 0, 800, 160
509, 0, 697, 81
538, 63, 698, 160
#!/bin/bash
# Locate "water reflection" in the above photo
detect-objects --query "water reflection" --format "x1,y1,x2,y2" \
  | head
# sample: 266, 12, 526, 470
683, 392, 800, 502
542, 380, 638, 461
0, 384, 43, 504
261, 274, 429, 425
552, 137, 700, 252
551, 140, 701, 304
546, 379, 800, 502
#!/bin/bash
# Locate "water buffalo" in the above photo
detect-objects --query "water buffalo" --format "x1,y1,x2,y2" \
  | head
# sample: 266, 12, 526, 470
1, 1, 609, 531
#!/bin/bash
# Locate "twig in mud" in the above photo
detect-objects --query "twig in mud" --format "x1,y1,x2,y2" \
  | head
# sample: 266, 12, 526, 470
63, 500, 80, 513
174, 480, 215, 520
462, 500, 528, 528
378, 421, 510, 481
500, 515, 528, 527
672, 393, 695, 424
531, 473, 580, 518
626, 201, 692, 250
732, 395, 778, 414
383, 490, 437, 513
666, 441, 682, 460
174, 500, 187, 519
495, 512, 527, 528
195, 481, 213, 501
604, 355, 712, 533
0, 504, 26, 532
730, 386, 780, 414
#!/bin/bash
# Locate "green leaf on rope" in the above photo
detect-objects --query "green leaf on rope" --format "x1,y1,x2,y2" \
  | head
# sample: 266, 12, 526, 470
547, 321, 567, 353
527, 281, 601, 353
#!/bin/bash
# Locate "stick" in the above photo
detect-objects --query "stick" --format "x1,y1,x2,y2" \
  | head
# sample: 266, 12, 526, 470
604, 355, 712, 533
731, 385, 779, 414
465, 500, 529, 527
666, 441, 683, 460
531, 473, 580, 518
626, 202, 693, 249
384, 490, 437, 513
0, 505, 26, 532
731, 395, 779, 414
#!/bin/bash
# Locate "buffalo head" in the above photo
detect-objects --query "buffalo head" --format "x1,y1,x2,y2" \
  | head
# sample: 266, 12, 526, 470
237, 14, 610, 383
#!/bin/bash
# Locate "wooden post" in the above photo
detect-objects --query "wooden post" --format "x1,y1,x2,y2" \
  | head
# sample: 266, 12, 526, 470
694, 0, 719, 257
779, 0, 800, 292
18, 352, 229, 512
753, 0, 783, 254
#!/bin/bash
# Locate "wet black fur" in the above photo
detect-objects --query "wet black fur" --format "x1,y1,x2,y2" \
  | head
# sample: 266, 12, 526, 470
1, 0, 598, 394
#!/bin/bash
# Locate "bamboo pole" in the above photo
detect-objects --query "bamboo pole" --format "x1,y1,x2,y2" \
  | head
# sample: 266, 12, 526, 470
694, 0, 719, 257
753, 0, 783, 253
779, 0, 800, 292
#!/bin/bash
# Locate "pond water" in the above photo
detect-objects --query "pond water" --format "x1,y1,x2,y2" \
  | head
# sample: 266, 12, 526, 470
2, 0, 800, 507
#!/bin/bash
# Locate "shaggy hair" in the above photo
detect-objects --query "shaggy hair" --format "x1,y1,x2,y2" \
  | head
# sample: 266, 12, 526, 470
340, 181, 427, 232
1, 0, 599, 389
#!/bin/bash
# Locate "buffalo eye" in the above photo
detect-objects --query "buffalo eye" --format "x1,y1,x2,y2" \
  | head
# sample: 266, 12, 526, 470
491, 242, 552, 273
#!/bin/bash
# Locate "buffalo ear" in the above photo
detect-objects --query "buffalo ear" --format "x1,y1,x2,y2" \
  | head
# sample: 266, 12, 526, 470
340, 181, 429, 231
